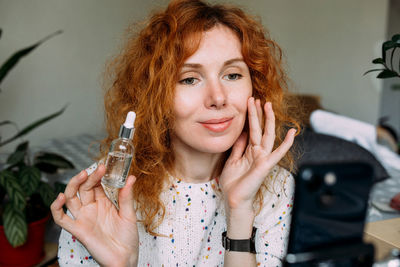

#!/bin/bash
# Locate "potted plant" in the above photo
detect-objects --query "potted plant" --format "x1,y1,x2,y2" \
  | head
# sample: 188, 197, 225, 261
0, 29, 74, 267
364, 33, 400, 152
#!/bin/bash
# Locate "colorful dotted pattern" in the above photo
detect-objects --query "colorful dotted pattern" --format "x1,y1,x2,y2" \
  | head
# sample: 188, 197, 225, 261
57, 165, 294, 266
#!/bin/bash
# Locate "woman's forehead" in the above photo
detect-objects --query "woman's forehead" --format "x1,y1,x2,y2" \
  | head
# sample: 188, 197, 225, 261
182, 25, 242, 65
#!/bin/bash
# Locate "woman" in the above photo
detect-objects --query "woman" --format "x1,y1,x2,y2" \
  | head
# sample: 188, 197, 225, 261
51, 0, 300, 266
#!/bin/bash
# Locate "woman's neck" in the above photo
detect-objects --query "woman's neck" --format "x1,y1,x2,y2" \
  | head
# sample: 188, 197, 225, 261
172, 141, 224, 184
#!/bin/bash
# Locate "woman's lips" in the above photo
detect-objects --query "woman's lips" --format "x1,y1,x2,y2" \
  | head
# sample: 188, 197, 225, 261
200, 118, 233, 133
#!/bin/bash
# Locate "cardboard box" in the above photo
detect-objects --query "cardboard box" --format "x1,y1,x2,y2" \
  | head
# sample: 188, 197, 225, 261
364, 218, 400, 260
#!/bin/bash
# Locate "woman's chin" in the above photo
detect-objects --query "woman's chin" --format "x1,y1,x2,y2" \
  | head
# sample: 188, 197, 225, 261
198, 139, 236, 154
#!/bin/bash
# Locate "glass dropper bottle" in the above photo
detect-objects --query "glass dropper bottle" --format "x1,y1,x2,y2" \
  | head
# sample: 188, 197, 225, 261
101, 111, 135, 209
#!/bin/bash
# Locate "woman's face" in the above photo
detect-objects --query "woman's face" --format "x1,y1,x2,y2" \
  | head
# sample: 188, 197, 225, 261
172, 25, 252, 154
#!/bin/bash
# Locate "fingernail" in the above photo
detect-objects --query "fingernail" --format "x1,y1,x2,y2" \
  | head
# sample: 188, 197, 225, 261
126, 178, 132, 187
97, 164, 105, 172
78, 170, 86, 179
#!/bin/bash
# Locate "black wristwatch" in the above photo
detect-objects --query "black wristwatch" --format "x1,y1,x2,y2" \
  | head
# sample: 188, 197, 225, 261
222, 227, 257, 254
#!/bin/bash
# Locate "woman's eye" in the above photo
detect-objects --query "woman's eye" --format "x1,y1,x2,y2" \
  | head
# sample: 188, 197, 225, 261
224, 73, 242, 81
179, 77, 198, 85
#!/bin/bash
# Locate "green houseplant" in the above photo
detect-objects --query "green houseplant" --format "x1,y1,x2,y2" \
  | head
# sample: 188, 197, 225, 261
364, 33, 400, 152
0, 28, 74, 266
364, 33, 400, 82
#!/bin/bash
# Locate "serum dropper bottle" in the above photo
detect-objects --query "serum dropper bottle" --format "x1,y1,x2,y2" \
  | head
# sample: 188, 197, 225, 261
101, 111, 135, 209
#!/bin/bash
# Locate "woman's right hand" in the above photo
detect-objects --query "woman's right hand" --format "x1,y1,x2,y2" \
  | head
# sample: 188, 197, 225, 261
51, 164, 139, 267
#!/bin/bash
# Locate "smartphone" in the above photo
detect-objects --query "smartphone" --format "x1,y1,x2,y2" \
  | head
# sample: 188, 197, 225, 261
284, 162, 375, 266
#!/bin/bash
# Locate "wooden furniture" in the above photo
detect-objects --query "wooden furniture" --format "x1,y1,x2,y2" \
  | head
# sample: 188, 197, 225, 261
364, 217, 400, 260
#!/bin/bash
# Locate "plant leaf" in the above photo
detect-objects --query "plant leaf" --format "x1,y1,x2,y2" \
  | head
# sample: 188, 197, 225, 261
0, 170, 26, 210
0, 30, 62, 86
0, 120, 15, 127
54, 181, 67, 195
36, 181, 55, 207
2, 203, 27, 247
19, 166, 41, 196
15, 141, 29, 152
372, 58, 385, 65
392, 34, 400, 43
6, 141, 30, 166
0, 185, 6, 203
382, 40, 396, 61
363, 69, 385, 76
0, 105, 67, 147
377, 69, 399, 79
6, 150, 25, 166
34, 152, 74, 174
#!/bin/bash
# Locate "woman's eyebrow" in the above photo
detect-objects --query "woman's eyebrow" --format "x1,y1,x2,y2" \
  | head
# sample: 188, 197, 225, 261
182, 58, 245, 69
182, 63, 202, 69
223, 58, 245, 67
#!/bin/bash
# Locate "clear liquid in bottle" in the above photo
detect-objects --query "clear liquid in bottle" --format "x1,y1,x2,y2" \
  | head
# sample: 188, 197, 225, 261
102, 151, 133, 188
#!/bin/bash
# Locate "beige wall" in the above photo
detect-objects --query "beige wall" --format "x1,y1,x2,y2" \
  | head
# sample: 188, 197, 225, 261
224, 0, 388, 123
0, 0, 389, 151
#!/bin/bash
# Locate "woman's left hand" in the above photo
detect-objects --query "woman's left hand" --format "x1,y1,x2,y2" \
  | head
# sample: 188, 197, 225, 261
219, 97, 296, 214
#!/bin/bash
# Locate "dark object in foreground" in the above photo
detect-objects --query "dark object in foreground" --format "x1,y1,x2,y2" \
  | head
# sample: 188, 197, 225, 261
284, 162, 375, 266
295, 128, 389, 183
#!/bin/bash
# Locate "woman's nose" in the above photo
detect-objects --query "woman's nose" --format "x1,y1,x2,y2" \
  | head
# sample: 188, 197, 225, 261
205, 80, 226, 109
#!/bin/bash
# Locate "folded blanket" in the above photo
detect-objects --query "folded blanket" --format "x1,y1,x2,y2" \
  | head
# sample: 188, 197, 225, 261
310, 110, 400, 172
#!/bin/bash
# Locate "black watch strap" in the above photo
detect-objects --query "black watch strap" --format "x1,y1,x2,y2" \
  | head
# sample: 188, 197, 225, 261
222, 227, 257, 254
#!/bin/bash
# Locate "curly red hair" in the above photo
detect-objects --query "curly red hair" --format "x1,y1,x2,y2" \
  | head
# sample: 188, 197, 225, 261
101, 0, 301, 235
